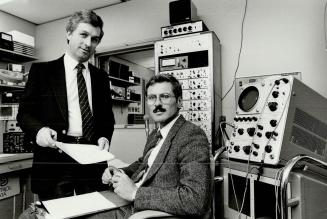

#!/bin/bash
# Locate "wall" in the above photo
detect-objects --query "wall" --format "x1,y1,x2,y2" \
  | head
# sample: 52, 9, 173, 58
0, 11, 36, 70
35, 0, 327, 124
0, 11, 35, 36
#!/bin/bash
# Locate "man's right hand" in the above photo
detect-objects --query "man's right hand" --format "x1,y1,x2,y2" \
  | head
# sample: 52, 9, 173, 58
36, 127, 57, 148
102, 166, 122, 184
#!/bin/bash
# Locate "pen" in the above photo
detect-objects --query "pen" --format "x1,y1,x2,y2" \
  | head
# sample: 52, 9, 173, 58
35, 201, 49, 214
109, 166, 122, 175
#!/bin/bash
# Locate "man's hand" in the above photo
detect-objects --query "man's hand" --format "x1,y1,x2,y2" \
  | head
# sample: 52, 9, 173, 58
36, 127, 57, 148
101, 166, 121, 185
98, 137, 110, 151
112, 171, 137, 201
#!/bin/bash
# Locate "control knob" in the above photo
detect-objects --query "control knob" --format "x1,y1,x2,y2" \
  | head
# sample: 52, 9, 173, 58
270, 119, 277, 127
268, 102, 278, 111
272, 91, 279, 98
247, 127, 255, 136
265, 145, 272, 153
243, 145, 252, 155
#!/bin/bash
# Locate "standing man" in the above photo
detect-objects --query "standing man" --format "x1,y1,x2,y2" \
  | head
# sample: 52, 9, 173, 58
17, 9, 115, 201
91, 74, 211, 219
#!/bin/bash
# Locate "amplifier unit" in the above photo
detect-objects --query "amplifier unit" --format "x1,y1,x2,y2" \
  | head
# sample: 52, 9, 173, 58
128, 114, 145, 124
161, 20, 208, 38
0, 104, 19, 121
3, 132, 30, 153
0, 32, 13, 51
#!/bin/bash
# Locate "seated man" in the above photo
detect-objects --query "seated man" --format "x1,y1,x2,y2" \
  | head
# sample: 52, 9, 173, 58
88, 74, 212, 219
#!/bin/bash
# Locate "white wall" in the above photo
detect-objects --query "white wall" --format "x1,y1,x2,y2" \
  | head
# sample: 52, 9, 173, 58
0, 11, 36, 70
0, 11, 35, 36
35, 0, 327, 124
34, 0, 327, 161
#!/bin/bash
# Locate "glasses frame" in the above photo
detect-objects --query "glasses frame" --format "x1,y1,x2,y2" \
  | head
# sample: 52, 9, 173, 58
146, 93, 176, 105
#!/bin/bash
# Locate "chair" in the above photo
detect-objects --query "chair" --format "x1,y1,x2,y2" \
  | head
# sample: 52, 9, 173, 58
129, 148, 225, 219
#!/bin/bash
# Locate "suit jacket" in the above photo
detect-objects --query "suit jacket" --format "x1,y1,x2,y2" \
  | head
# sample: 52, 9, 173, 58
17, 56, 115, 196
122, 116, 212, 217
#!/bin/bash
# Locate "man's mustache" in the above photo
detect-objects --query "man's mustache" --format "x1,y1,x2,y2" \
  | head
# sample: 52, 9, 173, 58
153, 105, 166, 113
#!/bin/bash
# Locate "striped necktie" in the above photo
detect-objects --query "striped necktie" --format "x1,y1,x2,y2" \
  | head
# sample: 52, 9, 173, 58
76, 63, 95, 142
134, 130, 162, 183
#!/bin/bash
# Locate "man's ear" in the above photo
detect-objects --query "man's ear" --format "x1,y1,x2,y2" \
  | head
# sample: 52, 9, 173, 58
66, 31, 72, 42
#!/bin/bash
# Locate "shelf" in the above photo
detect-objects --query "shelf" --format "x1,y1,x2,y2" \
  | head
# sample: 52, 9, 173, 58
109, 76, 140, 87
0, 84, 25, 91
0, 48, 37, 63
112, 98, 140, 104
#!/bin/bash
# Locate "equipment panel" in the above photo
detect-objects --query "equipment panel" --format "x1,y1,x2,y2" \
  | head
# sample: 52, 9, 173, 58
155, 32, 221, 145
228, 75, 327, 165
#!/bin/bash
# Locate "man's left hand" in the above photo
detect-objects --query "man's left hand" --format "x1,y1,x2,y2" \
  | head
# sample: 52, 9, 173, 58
98, 137, 110, 151
112, 171, 137, 201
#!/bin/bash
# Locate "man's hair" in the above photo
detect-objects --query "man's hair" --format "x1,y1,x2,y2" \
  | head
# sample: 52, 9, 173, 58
66, 9, 104, 41
145, 74, 182, 100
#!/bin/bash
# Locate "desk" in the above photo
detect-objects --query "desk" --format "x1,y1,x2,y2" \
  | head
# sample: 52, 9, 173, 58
36, 190, 130, 219
0, 153, 33, 219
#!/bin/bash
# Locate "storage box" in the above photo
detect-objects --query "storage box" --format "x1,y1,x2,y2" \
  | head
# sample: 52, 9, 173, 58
0, 175, 20, 200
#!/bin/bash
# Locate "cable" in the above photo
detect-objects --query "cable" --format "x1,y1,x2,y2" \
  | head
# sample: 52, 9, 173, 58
324, 0, 327, 50
222, 0, 248, 100
274, 166, 285, 219
222, 121, 241, 214
226, 150, 241, 214
237, 149, 252, 219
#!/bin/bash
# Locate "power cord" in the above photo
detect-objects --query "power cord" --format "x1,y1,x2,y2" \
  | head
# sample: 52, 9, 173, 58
222, 0, 248, 100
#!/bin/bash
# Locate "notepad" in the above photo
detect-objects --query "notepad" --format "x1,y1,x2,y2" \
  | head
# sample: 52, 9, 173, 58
55, 142, 115, 164
42, 192, 116, 219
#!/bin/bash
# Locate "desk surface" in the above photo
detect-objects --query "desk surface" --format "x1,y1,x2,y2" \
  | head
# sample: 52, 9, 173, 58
0, 153, 33, 174
36, 191, 130, 219
0, 153, 33, 164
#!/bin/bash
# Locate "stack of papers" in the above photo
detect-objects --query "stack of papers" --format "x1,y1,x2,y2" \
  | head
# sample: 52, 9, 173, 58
42, 192, 116, 219
55, 142, 115, 164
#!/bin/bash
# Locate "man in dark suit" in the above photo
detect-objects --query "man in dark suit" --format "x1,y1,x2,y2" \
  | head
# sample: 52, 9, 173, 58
89, 74, 211, 219
17, 9, 114, 201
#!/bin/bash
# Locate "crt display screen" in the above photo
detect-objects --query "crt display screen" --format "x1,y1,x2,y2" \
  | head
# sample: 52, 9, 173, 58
238, 86, 259, 112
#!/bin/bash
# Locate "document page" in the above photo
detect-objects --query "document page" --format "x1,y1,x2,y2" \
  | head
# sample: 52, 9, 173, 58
56, 142, 115, 164
42, 192, 116, 219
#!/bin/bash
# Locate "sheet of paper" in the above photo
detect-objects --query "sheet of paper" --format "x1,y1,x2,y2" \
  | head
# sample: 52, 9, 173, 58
107, 158, 129, 168
42, 192, 117, 219
56, 142, 115, 164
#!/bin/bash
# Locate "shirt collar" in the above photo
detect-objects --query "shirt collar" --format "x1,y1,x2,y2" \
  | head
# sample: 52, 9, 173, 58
64, 52, 89, 72
158, 114, 180, 140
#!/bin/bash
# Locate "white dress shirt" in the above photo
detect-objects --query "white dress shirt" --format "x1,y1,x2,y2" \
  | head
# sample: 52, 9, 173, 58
64, 53, 93, 137
135, 115, 180, 187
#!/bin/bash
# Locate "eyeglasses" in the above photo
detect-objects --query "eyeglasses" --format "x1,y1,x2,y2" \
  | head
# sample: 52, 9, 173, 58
146, 93, 175, 105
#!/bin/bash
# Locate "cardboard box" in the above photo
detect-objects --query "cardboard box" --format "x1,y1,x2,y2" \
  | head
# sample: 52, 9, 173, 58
0, 175, 20, 200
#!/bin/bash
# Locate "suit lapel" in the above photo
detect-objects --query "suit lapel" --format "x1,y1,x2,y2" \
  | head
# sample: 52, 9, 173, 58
89, 64, 99, 114
143, 116, 186, 183
49, 56, 68, 123
131, 129, 158, 180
